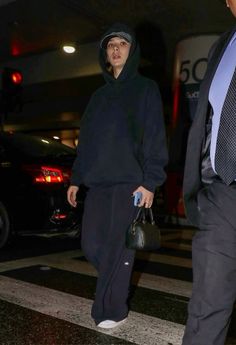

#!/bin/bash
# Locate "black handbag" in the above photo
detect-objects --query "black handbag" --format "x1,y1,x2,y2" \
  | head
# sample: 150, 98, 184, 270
126, 207, 161, 251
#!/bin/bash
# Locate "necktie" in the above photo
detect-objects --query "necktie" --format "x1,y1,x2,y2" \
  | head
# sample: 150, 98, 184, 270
215, 67, 236, 185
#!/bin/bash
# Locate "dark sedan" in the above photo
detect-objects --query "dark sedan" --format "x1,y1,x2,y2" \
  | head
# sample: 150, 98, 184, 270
0, 131, 83, 248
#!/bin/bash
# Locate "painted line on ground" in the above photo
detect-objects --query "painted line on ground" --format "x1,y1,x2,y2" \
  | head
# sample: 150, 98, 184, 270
0, 275, 184, 345
0, 250, 192, 297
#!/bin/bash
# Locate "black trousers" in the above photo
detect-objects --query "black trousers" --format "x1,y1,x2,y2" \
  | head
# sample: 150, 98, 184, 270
81, 184, 138, 324
182, 181, 236, 345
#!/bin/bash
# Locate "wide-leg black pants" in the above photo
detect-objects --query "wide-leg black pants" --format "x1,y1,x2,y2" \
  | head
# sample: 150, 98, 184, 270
182, 181, 236, 345
81, 184, 138, 324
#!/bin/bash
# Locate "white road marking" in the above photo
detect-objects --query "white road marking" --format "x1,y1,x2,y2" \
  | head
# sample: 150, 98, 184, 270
0, 275, 184, 345
0, 250, 192, 298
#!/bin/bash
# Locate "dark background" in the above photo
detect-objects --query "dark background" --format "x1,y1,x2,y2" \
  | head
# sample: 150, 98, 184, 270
0, 0, 234, 144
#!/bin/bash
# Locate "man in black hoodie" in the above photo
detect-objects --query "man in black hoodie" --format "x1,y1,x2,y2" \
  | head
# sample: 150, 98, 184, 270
67, 23, 168, 329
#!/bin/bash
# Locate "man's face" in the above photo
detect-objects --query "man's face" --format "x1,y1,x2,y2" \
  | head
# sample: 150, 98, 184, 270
227, 0, 236, 17
106, 36, 131, 70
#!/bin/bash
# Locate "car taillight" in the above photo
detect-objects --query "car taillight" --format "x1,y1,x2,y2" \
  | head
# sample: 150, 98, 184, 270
35, 166, 63, 183
50, 209, 67, 222
23, 165, 68, 184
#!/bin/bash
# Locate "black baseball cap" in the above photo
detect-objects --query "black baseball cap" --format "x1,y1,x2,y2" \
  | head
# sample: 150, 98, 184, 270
100, 31, 132, 49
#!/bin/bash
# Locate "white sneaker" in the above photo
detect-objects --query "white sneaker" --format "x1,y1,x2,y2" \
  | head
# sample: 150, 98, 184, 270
97, 318, 127, 329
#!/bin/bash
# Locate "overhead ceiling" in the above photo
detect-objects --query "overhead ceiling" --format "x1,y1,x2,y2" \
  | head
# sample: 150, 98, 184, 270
0, 0, 234, 67
0, 0, 234, 134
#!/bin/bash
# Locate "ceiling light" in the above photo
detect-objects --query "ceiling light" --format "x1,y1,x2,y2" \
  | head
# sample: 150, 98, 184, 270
62, 45, 76, 54
41, 139, 49, 144
53, 136, 60, 140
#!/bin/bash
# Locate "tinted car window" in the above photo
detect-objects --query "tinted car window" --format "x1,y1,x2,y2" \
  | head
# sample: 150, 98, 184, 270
0, 132, 75, 158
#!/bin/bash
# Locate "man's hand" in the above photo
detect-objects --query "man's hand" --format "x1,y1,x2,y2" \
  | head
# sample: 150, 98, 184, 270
133, 186, 154, 208
67, 185, 79, 207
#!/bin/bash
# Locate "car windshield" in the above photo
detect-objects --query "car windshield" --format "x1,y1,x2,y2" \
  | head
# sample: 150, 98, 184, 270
0, 132, 76, 158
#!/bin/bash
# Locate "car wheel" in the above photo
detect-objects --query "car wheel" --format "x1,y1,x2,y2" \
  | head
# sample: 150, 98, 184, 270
0, 201, 11, 248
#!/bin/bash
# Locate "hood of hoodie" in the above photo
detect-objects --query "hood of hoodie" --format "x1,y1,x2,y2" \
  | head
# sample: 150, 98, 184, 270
99, 22, 140, 84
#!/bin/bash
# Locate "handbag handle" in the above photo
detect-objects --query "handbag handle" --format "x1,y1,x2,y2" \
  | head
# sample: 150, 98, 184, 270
134, 207, 156, 225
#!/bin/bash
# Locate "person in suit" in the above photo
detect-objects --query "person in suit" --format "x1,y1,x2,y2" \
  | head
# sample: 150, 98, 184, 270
182, 1, 236, 344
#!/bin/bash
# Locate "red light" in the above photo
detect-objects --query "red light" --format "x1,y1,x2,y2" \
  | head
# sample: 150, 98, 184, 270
10, 71, 23, 85
172, 81, 180, 129
53, 213, 67, 220
23, 165, 65, 184
35, 166, 63, 183
11, 44, 21, 57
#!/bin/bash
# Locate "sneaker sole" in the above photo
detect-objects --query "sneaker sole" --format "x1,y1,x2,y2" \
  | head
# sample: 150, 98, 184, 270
97, 318, 127, 329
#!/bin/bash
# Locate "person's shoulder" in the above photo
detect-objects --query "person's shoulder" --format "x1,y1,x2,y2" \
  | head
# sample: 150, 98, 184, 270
135, 76, 162, 106
222, 25, 236, 39
143, 77, 161, 96
208, 26, 236, 61
89, 84, 108, 100
214, 25, 236, 47
136, 74, 159, 90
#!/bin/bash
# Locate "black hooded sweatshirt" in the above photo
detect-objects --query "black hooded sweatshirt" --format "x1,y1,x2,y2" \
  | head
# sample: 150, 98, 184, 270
71, 23, 168, 192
